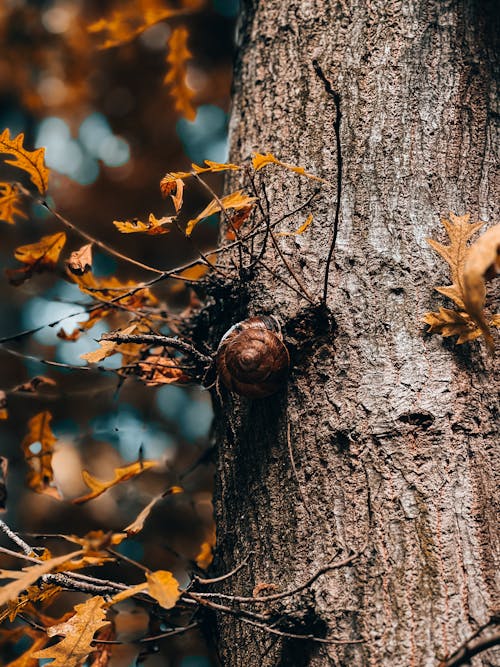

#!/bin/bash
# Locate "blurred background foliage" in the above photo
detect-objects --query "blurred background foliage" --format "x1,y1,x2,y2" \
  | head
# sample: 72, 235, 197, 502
0, 0, 239, 664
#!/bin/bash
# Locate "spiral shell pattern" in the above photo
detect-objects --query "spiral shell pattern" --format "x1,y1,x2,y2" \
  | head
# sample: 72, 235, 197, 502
216, 317, 289, 398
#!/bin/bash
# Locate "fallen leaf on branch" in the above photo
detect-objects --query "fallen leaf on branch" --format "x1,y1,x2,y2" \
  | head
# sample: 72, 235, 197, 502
124, 486, 183, 536
277, 213, 314, 236
0, 129, 49, 193
13, 376, 56, 393
67, 243, 92, 275
424, 213, 499, 351
138, 355, 188, 386
164, 26, 196, 121
33, 596, 110, 667
225, 205, 254, 240
81, 324, 146, 365
252, 152, 328, 183
0, 182, 27, 224
21, 411, 61, 500
109, 570, 181, 609
6, 232, 66, 285
113, 213, 174, 235
462, 224, 500, 352
160, 160, 241, 193
0, 550, 83, 605
186, 190, 256, 236
73, 459, 159, 504
87, 0, 203, 49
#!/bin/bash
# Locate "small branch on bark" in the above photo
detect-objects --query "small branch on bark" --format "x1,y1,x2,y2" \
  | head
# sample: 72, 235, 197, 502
439, 617, 500, 667
99, 332, 212, 367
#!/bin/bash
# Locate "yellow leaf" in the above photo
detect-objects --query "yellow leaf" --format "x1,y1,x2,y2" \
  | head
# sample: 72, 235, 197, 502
0, 551, 83, 605
113, 213, 174, 235
422, 307, 482, 344
146, 570, 181, 609
426, 212, 484, 309
73, 460, 159, 504
33, 596, 110, 667
138, 355, 188, 386
0, 183, 27, 225
186, 190, 256, 236
125, 486, 183, 535
160, 160, 241, 193
195, 525, 216, 570
0, 391, 7, 420
252, 152, 328, 183
164, 26, 196, 121
21, 411, 61, 500
7, 232, 66, 285
277, 213, 314, 237
0, 584, 61, 625
88, 0, 203, 49
462, 224, 500, 353
64, 530, 127, 551
0, 129, 49, 194
81, 324, 145, 365
161, 177, 184, 213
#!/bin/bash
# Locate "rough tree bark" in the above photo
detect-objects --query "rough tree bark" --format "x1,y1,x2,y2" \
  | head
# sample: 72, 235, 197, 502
207, 1, 499, 665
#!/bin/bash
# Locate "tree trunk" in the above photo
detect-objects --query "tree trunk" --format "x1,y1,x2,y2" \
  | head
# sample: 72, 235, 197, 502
208, 1, 499, 665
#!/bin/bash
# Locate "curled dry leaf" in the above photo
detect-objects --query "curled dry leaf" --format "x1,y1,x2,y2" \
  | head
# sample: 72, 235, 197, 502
225, 205, 254, 240
0, 182, 27, 224
72, 459, 159, 504
81, 324, 147, 365
67, 243, 92, 275
186, 190, 257, 236
422, 307, 483, 344
252, 152, 328, 184
113, 213, 174, 235
124, 486, 183, 536
33, 596, 110, 667
277, 213, 314, 237
161, 177, 184, 213
0, 129, 49, 194
462, 224, 500, 352
13, 375, 56, 393
0, 584, 62, 625
6, 232, 66, 285
164, 26, 196, 121
160, 160, 241, 192
0, 550, 83, 605
138, 355, 188, 386
21, 411, 62, 500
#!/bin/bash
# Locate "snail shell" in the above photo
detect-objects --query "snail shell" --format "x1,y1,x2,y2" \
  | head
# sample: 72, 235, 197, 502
216, 316, 290, 398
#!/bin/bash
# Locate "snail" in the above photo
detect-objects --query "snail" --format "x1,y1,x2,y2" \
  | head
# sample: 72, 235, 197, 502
216, 316, 290, 398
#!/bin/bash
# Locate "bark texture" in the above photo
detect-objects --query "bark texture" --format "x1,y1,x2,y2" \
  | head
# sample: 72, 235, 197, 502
209, 1, 499, 665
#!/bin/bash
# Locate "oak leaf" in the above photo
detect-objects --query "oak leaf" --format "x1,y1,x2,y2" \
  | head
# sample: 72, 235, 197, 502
7, 232, 66, 285
277, 213, 314, 236
462, 224, 500, 352
67, 243, 92, 275
72, 459, 158, 504
0, 550, 83, 605
113, 213, 174, 235
21, 411, 61, 500
33, 596, 110, 667
0, 129, 49, 194
164, 26, 196, 121
252, 152, 328, 183
160, 160, 241, 193
138, 355, 188, 386
422, 308, 483, 344
186, 190, 256, 236
87, 0, 203, 49
0, 584, 61, 624
81, 324, 146, 365
0, 183, 27, 224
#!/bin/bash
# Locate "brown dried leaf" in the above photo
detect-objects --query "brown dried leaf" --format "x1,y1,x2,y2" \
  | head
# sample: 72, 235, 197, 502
113, 213, 173, 235
161, 178, 184, 213
7, 232, 66, 285
0, 129, 49, 194
73, 459, 158, 504
67, 243, 92, 275
124, 486, 183, 536
0, 183, 27, 225
252, 152, 328, 183
225, 205, 254, 240
33, 596, 110, 667
186, 190, 256, 236
462, 224, 500, 353
0, 550, 83, 605
138, 355, 188, 386
422, 308, 483, 344
21, 411, 61, 500
253, 582, 278, 597
0, 584, 61, 625
160, 160, 241, 193
81, 324, 145, 365
13, 376, 56, 393
164, 26, 196, 121
63, 530, 127, 551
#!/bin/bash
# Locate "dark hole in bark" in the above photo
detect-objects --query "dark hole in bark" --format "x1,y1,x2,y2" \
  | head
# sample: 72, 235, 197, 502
397, 411, 435, 429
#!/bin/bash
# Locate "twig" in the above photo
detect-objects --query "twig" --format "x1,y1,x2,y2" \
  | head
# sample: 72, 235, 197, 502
312, 60, 342, 304
193, 552, 359, 604
100, 332, 212, 367
286, 422, 311, 516
194, 552, 252, 585
0, 519, 33, 555
440, 623, 500, 667
92, 621, 200, 645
